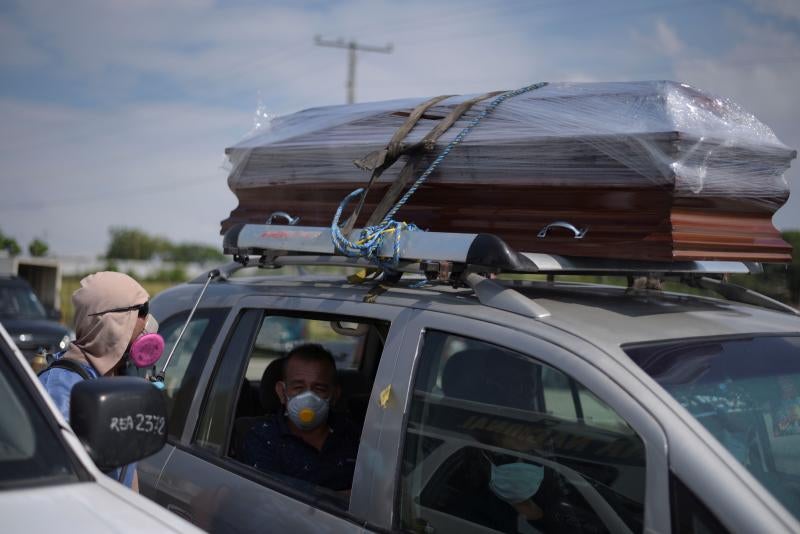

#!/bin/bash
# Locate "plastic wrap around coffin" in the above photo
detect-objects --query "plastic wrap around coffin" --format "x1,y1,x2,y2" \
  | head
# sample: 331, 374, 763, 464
222, 81, 796, 262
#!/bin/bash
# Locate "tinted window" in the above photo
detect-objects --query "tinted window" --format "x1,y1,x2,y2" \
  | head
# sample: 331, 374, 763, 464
627, 335, 800, 522
399, 331, 646, 533
0, 283, 46, 320
0, 352, 80, 489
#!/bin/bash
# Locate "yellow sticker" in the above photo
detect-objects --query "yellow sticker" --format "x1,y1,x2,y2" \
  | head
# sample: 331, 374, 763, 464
379, 385, 392, 408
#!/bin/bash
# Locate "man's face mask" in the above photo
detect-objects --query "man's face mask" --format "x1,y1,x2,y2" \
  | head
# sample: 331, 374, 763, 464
129, 314, 164, 369
285, 388, 330, 430
488, 461, 545, 504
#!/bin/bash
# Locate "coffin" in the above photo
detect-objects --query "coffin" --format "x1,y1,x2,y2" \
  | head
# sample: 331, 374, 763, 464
221, 81, 796, 262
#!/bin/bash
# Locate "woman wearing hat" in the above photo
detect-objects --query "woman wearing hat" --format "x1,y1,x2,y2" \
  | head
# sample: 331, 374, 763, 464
39, 271, 163, 491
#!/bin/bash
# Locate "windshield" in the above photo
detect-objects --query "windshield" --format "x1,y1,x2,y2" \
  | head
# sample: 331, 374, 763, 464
0, 351, 80, 489
626, 335, 800, 520
0, 284, 47, 320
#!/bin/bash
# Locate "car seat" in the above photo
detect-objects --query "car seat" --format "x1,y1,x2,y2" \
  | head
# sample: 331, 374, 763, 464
259, 356, 287, 414
442, 347, 536, 411
230, 357, 287, 460
428, 348, 537, 530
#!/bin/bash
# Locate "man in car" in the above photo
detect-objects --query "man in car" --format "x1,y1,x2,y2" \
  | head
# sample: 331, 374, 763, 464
241, 343, 360, 492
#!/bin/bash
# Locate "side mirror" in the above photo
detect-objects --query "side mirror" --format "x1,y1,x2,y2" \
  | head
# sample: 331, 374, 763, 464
47, 308, 62, 321
69, 377, 167, 471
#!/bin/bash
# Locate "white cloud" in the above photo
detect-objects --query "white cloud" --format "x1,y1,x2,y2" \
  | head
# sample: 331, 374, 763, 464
655, 19, 685, 57
747, 0, 800, 21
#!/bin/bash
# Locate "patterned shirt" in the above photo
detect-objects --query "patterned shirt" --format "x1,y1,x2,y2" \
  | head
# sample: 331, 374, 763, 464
241, 414, 359, 491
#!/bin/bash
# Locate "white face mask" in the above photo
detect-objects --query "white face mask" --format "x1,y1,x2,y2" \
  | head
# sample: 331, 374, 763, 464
488, 462, 545, 504
285, 389, 330, 430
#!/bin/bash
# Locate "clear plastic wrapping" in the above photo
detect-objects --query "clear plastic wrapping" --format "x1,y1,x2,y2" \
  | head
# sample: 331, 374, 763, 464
228, 81, 795, 209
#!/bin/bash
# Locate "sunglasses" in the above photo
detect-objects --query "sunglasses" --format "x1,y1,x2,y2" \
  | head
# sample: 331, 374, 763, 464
89, 301, 149, 318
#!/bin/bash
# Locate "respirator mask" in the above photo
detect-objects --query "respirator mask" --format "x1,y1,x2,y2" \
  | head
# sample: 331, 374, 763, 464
129, 313, 165, 368
285, 388, 330, 430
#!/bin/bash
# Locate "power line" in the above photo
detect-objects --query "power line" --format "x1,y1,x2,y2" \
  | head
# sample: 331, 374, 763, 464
314, 36, 393, 104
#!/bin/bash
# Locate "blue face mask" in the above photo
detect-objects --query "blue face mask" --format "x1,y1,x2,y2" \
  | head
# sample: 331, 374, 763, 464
489, 462, 545, 504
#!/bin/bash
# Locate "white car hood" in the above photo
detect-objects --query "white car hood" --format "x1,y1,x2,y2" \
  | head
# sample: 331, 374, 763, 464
1, 481, 199, 533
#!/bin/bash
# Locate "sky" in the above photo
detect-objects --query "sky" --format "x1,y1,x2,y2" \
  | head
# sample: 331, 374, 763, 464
1, 0, 799, 257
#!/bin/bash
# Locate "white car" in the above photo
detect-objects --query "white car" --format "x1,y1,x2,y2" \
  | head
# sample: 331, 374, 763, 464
0, 322, 203, 533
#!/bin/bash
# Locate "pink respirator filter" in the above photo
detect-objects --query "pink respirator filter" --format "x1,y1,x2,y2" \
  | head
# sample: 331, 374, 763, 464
129, 333, 165, 368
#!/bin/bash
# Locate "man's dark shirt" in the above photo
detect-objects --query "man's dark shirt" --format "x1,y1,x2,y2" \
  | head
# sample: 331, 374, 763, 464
240, 414, 359, 491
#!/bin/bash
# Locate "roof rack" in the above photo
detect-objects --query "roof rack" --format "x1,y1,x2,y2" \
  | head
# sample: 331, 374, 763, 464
217, 222, 799, 317
222, 223, 761, 276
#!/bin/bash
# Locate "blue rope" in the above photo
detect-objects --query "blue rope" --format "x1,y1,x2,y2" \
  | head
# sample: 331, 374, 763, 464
331, 188, 418, 268
332, 81, 548, 266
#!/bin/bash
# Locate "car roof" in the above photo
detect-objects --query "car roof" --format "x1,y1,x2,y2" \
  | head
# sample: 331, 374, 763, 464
153, 273, 800, 355
0, 276, 29, 287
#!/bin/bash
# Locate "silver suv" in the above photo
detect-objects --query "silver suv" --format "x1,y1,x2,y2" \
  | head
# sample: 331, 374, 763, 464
136, 224, 800, 533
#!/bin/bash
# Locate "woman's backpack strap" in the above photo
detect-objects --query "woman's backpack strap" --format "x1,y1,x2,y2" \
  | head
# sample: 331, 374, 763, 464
37, 358, 93, 380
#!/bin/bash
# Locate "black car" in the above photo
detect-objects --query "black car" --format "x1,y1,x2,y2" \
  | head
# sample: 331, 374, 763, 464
0, 275, 73, 363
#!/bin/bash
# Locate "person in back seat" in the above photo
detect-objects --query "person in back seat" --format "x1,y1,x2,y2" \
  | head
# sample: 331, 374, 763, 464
240, 343, 359, 492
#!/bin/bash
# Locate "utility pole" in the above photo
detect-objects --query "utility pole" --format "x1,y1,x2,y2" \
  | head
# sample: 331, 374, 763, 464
315, 36, 393, 104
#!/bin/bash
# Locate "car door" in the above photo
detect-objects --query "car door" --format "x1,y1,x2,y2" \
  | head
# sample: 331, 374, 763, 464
356, 308, 671, 533
150, 293, 410, 533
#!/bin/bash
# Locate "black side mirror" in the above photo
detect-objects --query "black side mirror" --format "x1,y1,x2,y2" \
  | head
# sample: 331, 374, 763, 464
70, 377, 167, 471
47, 308, 62, 321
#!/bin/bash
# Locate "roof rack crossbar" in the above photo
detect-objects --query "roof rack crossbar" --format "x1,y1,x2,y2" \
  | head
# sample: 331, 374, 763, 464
223, 223, 761, 276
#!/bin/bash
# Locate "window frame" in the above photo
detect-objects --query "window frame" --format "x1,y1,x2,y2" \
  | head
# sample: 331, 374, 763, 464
142, 307, 228, 441
373, 309, 671, 532
0, 334, 91, 488
178, 293, 406, 523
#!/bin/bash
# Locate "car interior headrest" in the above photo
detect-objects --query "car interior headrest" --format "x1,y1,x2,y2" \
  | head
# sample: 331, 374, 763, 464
442, 348, 534, 410
260, 357, 286, 414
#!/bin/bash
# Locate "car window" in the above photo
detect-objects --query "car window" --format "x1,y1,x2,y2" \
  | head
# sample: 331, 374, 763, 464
194, 309, 388, 512
131, 308, 226, 439
399, 330, 646, 533
626, 334, 800, 523
0, 350, 81, 489
247, 316, 363, 381
0, 283, 46, 320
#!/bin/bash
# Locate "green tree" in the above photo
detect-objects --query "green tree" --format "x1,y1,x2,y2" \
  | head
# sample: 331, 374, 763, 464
0, 228, 21, 256
783, 230, 800, 306
163, 243, 224, 263
106, 227, 170, 260
28, 239, 49, 257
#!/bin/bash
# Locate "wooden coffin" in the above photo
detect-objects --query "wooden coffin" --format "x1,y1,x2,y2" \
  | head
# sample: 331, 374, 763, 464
221, 82, 796, 262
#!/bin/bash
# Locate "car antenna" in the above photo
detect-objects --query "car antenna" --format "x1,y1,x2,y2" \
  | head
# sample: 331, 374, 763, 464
150, 268, 224, 387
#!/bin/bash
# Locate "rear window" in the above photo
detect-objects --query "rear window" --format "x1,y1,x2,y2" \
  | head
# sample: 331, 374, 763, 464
0, 281, 46, 320
625, 335, 800, 521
